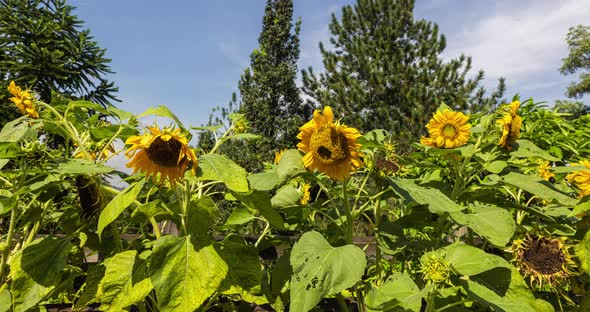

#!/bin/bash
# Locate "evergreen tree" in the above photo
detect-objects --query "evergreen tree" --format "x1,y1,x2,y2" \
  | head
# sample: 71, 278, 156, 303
0, 0, 118, 125
239, 0, 310, 160
560, 25, 590, 100
301, 0, 504, 151
201, 0, 309, 172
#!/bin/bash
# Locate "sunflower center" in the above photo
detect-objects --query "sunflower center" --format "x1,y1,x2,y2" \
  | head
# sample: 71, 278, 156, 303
522, 237, 564, 275
146, 137, 182, 167
310, 126, 349, 165
442, 124, 457, 138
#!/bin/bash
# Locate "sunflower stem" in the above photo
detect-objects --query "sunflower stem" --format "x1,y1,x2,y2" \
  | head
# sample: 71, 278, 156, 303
342, 179, 353, 245
0, 206, 17, 283
374, 194, 383, 282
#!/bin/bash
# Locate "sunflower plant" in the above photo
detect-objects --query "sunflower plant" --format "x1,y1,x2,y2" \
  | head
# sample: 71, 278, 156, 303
1, 83, 590, 312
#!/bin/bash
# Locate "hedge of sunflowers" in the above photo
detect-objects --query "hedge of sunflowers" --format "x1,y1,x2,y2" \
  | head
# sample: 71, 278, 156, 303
1, 82, 590, 312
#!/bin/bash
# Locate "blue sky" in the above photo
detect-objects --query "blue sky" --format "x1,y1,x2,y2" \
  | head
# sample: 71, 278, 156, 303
69, 0, 589, 129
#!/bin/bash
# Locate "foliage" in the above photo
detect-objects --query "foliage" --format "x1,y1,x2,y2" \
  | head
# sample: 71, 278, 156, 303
301, 0, 506, 151
0, 0, 118, 126
560, 25, 590, 100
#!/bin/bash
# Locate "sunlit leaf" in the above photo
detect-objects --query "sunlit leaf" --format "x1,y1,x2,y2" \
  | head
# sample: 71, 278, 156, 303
98, 179, 145, 238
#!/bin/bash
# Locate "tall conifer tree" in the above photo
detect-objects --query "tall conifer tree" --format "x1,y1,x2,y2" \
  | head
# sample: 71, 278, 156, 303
302, 0, 505, 150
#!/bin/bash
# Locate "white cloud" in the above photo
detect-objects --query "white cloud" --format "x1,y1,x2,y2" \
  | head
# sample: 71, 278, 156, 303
444, 0, 590, 82
217, 40, 249, 69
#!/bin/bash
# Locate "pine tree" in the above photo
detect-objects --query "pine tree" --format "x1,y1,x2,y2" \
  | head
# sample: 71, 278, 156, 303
0, 0, 118, 125
239, 0, 310, 159
301, 0, 504, 151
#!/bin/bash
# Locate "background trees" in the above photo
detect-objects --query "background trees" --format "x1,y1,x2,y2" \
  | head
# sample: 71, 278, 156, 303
0, 0, 117, 125
560, 25, 590, 100
301, 0, 505, 151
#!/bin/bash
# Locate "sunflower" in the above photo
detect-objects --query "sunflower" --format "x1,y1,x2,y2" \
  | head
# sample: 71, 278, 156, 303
510, 235, 575, 289
299, 182, 311, 205
497, 100, 522, 150
419, 250, 452, 286
420, 109, 471, 149
125, 126, 198, 185
297, 106, 363, 181
7, 81, 39, 118
537, 160, 554, 181
566, 160, 590, 197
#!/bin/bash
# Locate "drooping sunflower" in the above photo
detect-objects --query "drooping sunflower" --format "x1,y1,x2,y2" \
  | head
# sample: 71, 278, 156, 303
420, 109, 471, 149
125, 126, 198, 185
510, 235, 575, 289
297, 106, 363, 181
537, 160, 554, 181
7, 81, 39, 118
566, 160, 590, 197
497, 100, 522, 150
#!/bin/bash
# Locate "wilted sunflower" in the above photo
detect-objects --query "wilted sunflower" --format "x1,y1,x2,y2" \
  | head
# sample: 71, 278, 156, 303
566, 160, 590, 197
7, 81, 39, 118
125, 126, 198, 185
420, 109, 471, 149
537, 160, 554, 181
510, 235, 575, 289
297, 106, 363, 181
497, 100, 522, 150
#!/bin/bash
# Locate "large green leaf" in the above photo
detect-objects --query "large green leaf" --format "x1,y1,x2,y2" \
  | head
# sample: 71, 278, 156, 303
466, 267, 553, 312
56, 158, 114, 174
576, 230, 590, 274
365, 273, 424, 312
389, 178, 465, 213
501, 172, 577, 206
0, 119, 37, 142
10, 236, 72, 312
198, 154, 249, 192
233, 190, 285, 229
276, 149, 305, 181
98, 179, 146, 238
510, 140, 560, 161
150, 235, 228, 312
450, 204, 515, 247
223, 206, 256, 228
74, 265, 106, 309
289, 231, 366, 312
271, 185, 300, 209
97, 250, 153, 310
217, 237, 266, 304
0, 142, 20, 159
20, 236, 72, 286
570, 197, 590, 216
186, 195, 219, 239
248, 170, 281, 191
443, 243, 511, 276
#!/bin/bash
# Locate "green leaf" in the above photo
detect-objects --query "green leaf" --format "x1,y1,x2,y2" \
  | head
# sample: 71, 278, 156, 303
248, 170, 281, 191
0, 142, 20, 159
223, 207, 255, 228
98, 179, 145, 238
198, 154, 249, 192
74, 265, 106, 309
443, 243, 511, 276
132, 199, 172, 220
510, 140, 560, 161
276, 149, 305, 181
233, 190, 285, 229
0, 285, 10, 312
191, 124, 223, 132
56, 158, 114, 174
465, 267, 553, 312
449, 204, 515, 247
570, 197, 590, 216
20, 236, 72, 286
575, 230, 590, 274
501, 172, 577, 206
389, 178, 465, 213
0, 119, 37, 142
289, 231, 366, 312
227, 133, 261, 141
97, 250, 153, 310
10, 236, 73, 312
186, 195, 219, 239
484, 160, 507, 174
365, 272, 424, 312
218, 237, 266, 304
138, 105, 186, 131
150, 235, 228, 312
271, 185, 300, 209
